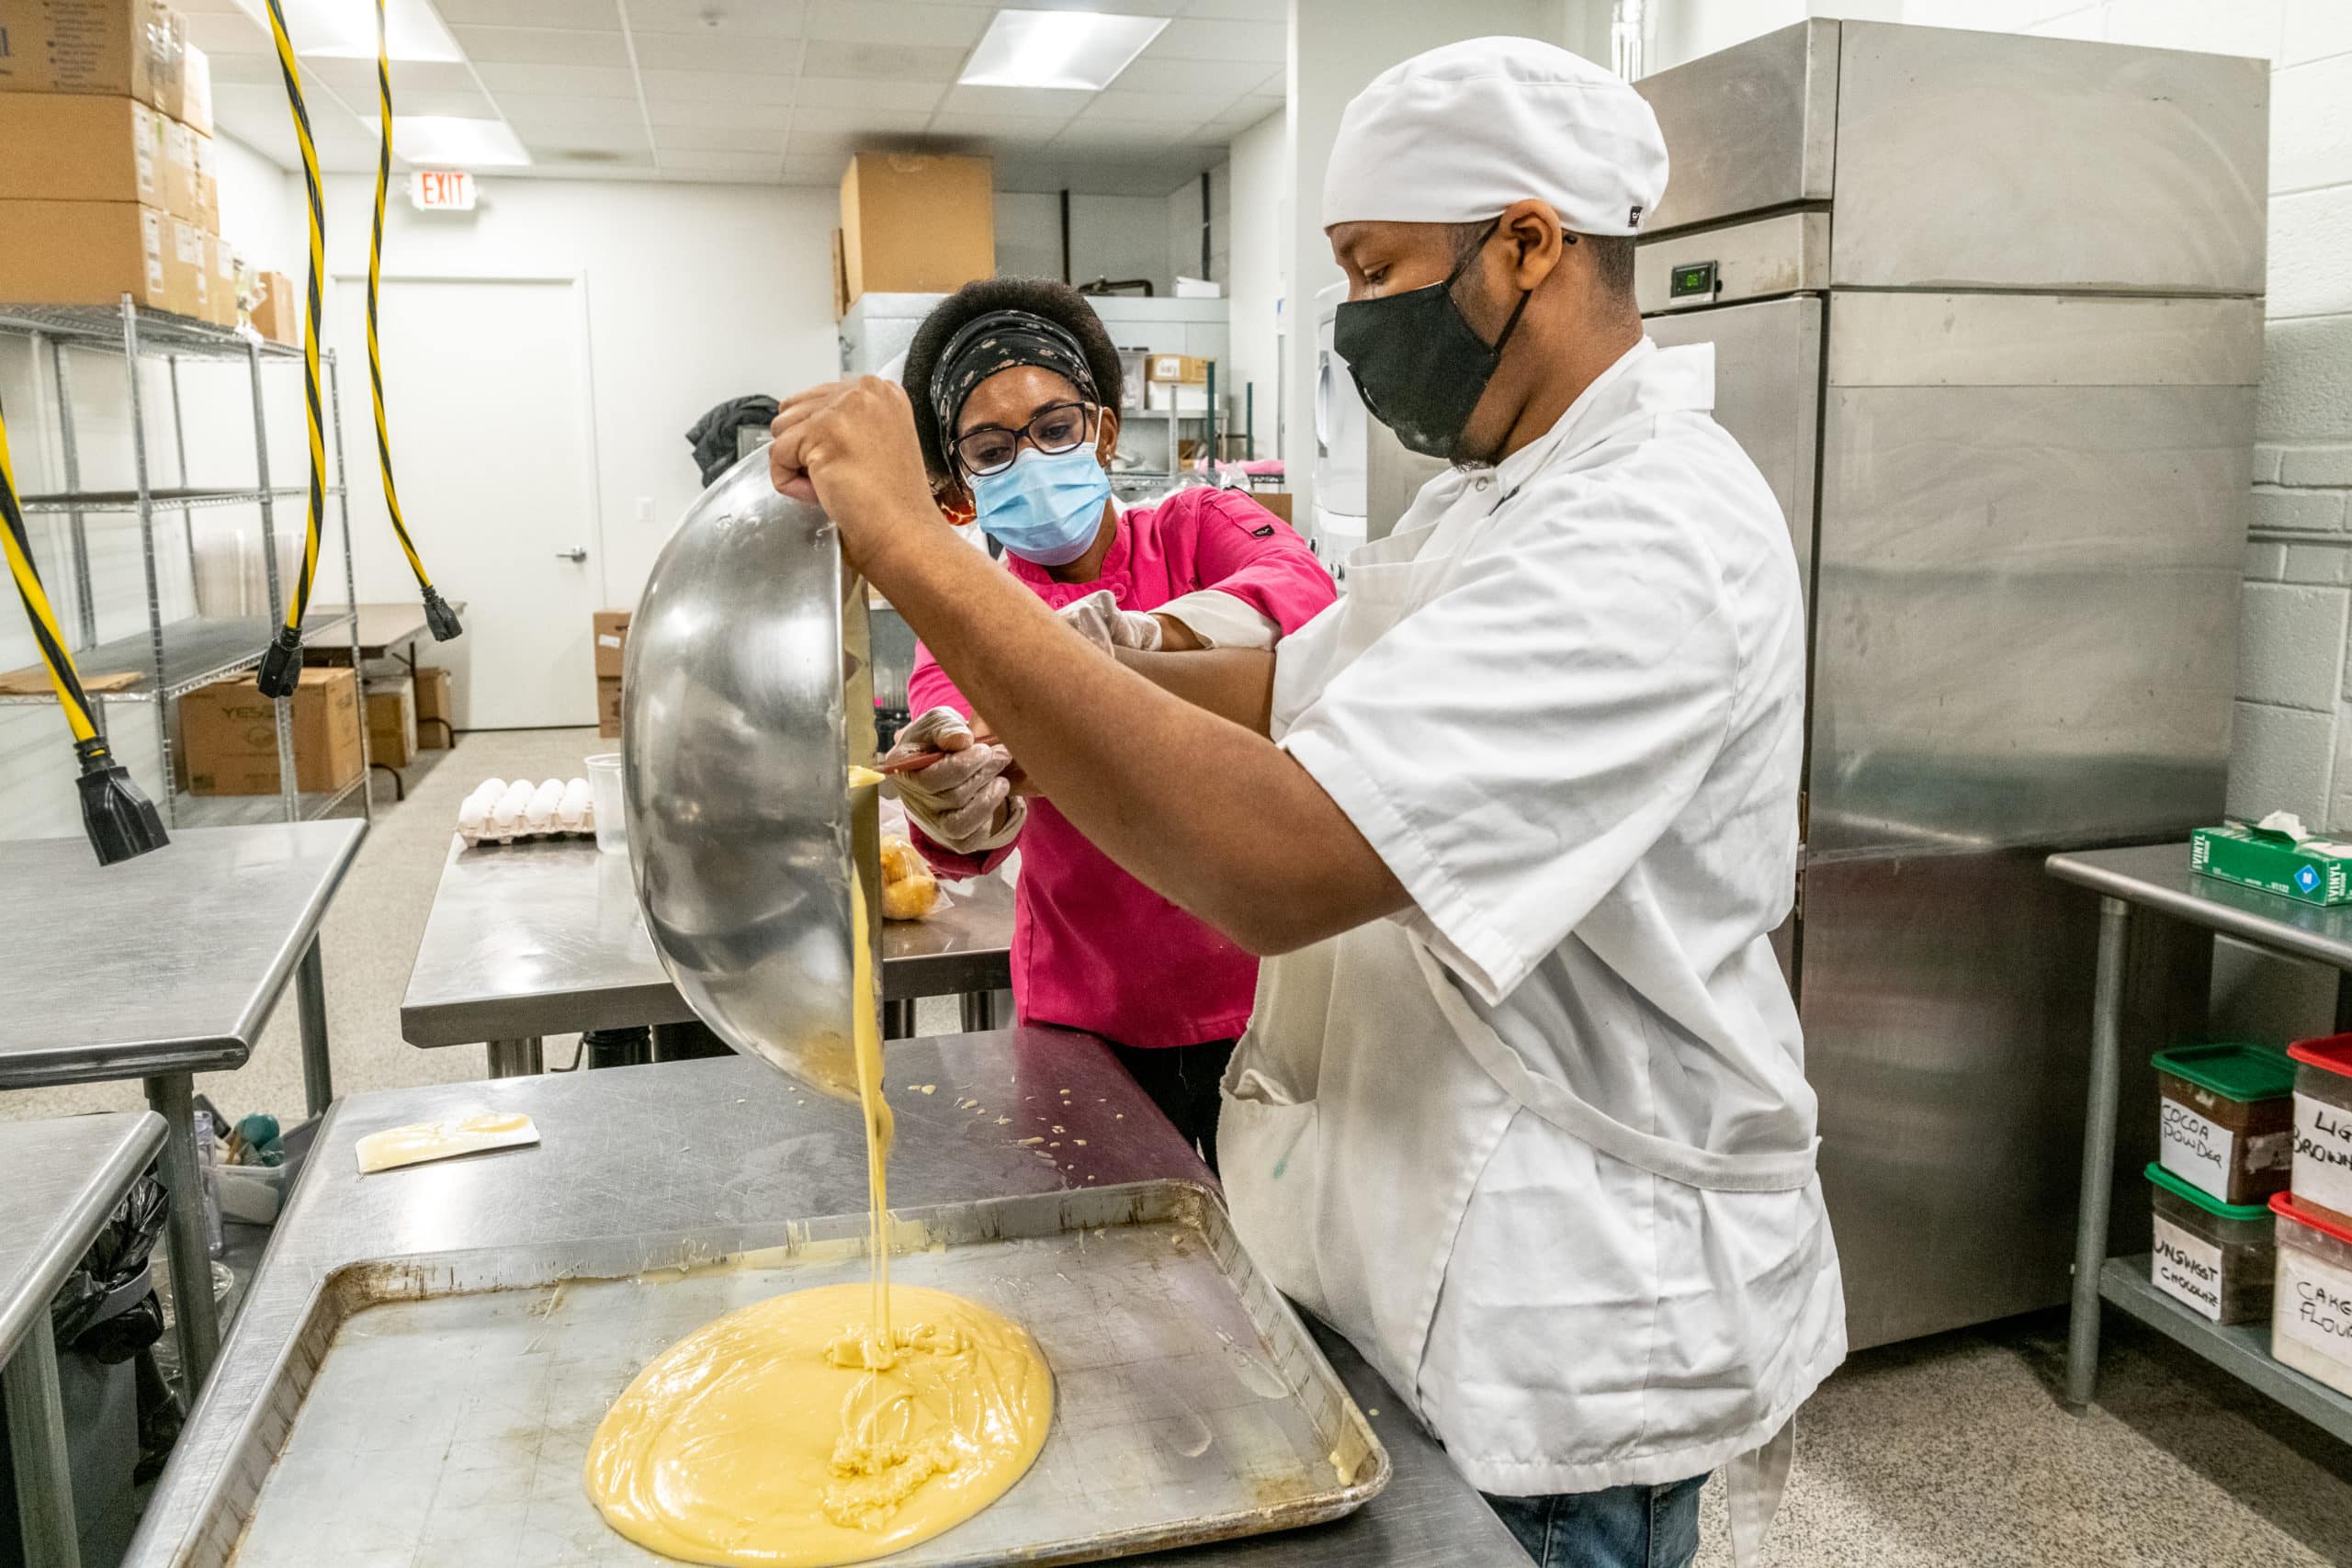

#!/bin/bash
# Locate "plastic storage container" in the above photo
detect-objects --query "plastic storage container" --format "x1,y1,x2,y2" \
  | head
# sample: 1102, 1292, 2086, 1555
2154, 1043, 2296, 1205
2146, 1163, 2274, 1324
2270, 1191, 2352, 1396
2286, 1034, 2352, 1225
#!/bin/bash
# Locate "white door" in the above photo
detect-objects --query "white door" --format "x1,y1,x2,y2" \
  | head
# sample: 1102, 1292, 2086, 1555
327, 276, 603, 728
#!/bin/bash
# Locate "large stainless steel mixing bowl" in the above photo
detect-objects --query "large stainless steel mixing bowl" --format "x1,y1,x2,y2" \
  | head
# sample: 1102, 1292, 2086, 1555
621, 447, 878, 1099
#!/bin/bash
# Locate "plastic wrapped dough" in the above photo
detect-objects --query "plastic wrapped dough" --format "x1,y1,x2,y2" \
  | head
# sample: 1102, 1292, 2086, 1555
879, 833, 944, 920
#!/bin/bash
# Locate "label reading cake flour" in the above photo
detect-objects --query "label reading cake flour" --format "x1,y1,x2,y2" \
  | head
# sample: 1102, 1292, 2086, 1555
2161, 1100, 2233, 1200
2278, 1247, 2352, 1366
2151, 1215, 2224, 1321
2295, 1093, 2352, 1215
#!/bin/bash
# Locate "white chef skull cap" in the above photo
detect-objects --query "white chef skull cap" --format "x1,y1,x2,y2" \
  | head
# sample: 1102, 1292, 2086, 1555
1321, 38, 1668, 236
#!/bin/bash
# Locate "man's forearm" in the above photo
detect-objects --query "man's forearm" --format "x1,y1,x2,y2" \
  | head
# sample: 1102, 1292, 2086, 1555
857, 527, 1402, 953
1114, 647, 1275, 735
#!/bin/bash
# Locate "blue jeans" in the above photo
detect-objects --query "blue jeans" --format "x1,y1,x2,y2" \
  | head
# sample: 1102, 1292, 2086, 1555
1485, 1475, 1705, 1568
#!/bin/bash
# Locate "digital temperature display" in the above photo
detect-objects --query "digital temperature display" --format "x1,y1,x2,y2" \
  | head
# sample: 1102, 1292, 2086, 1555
1669, 261, 1719, 299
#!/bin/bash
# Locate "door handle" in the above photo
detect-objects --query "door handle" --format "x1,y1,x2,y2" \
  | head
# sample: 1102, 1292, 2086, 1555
555, 547, 588, 562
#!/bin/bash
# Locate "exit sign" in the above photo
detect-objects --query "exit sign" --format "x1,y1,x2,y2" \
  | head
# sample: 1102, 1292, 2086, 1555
409, 170, 476, 211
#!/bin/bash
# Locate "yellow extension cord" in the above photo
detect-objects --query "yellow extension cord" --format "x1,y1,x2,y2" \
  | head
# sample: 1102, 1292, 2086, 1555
257, 0, 458, 696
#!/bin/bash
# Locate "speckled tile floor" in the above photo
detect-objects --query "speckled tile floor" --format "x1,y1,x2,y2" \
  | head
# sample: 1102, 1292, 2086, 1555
7, 728, 2352, 1563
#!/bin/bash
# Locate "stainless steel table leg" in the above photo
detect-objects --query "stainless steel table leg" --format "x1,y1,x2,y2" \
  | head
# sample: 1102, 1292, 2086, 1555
2067, 895, 2132, 1407
486, 1038, 544, 1077
296, 935, 333, 1118
958, 988, 1012, 1032
143, 1073, 220, 1394
3, 1318, 81, 1568
882, 1000, 916, 1040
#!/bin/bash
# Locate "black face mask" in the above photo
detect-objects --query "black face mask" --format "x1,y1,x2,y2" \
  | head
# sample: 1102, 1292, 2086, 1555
1333, 222, 1534, 462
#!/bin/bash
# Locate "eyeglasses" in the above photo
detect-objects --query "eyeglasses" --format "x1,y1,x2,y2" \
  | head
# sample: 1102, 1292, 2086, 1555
953, 400, 1096, 478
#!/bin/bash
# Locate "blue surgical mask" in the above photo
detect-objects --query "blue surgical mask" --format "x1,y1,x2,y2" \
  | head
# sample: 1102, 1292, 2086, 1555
971, 446, 1111, 567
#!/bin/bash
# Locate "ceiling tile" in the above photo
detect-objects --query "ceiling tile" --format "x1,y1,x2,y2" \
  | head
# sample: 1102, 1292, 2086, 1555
211, 85, 297, 163
1105, 51, 1263, 96
493, 91, 648, 129
643, 97, 793, 128
1053, 118, 1208, 149
925, 112, 1069, 144
514, 120, 652, 154
436, 0, 620, 27
638, 67, 797, 103
798, 39, 967, 82
181, 10, 268, 52
993, 149, 1214, 196
449, 24, 632, 65
781, 152, 843, 186
305, 58, 481, 98
803, 0, 987, 47
474, 61, 640, 96
652, 122, 785, 152
782, 130, 858, 163
1180, 0, 1285, 17
534, 150, 660, 174
624, 0, 805, 36
793, 76, 945, 112
206, 50, 286, 85
392, 87, 502, 118
1150, 17, 1283, 62
628, 30, 803, 72
935, 83, 1091, 118
792, 105, 935, 136
1205, 92, 1281, 134
654, 148, 780, 176
1071, 86, 1233, 125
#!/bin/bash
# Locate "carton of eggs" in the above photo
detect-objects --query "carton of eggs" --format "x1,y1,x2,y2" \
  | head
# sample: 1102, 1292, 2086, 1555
458, 775, 597, 845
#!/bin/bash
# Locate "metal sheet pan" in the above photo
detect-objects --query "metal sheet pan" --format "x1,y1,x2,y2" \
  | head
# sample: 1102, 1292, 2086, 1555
195, 1180, 1387, 1567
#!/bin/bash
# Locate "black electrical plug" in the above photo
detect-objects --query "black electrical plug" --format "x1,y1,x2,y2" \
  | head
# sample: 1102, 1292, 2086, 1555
255, 626, 304, 698
423, 585, 463, 642
74, 737, 167, 866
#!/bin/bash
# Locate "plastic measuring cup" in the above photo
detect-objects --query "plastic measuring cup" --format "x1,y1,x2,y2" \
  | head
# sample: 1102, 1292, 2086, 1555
586, 753, 627, 854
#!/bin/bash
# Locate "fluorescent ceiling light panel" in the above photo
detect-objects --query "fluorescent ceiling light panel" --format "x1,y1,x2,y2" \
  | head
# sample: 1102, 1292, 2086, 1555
365, 115, 531, 166
232, 0, 463, 62
958, 9, 1169, 92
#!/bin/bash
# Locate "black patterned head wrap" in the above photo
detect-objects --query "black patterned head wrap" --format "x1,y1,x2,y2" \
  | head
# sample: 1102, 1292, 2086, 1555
930, 310, 1101, 459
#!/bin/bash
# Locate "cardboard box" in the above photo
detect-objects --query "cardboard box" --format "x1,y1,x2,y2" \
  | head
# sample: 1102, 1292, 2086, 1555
1144, 378, 1211, 414
252, 268, 300, 344
365, 675, 417, 770
593, 608, 631, 678
1146, 354, 1210, 385
831, 227, 849, 320
2193, 822, 2352, 906
0, 95, 168, 206
203, 231, 233, 326
168, 214, 205, 318
0, 197, 174, 309
413, 665, 453, 746
192, 127, 217, 230
157, 112, 196, 220
1250, 491, 1293, 525
596, 675, 623, 739
178, 666, 363, 796
839, 152, 991, 306
175, 39, 210, 134
0, 0, 183, 112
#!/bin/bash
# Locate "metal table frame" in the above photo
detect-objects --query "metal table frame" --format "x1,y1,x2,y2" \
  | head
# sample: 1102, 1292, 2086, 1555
2, 1111, 167, 1568
0, 822, 366, 1397
118, 1034, 1530, 1568
2050, 840, 2352, 1438
400, 835, 1014, 1076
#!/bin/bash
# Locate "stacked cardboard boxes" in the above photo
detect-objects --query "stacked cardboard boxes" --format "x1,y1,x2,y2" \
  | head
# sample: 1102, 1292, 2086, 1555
594, 609, 629, 739
413, 665, 454, 748
365, 674, 418, 770
837, 152, 992, 308
0, 3, 238, 324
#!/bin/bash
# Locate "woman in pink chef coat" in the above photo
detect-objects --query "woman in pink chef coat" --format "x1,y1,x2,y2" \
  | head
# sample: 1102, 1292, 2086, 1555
882, 278, 1335, 1169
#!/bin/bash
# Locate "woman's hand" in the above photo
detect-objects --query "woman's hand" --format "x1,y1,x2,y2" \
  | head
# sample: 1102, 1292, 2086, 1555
881, 705, 1023, 852
768, 378, 939, 573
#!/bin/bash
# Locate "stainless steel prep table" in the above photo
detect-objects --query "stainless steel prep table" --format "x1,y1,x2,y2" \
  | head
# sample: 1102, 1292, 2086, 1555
0, 822, 364, 1394
3, 1111, 166, 1568
400, 834, 1016, 1075
120, 1031, 1530, 1568
2049, 840, 2352, 1436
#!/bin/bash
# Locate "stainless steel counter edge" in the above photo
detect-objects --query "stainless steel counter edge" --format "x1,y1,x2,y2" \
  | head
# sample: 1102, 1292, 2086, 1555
2046, 842, 2352, 971
0, 1111, 167, 1366
119, 1032, 1531, 1568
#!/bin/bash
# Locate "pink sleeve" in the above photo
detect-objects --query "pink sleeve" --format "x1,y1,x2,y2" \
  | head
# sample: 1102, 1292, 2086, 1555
1180, 490, 1338, 634
900, 643, 1015, 878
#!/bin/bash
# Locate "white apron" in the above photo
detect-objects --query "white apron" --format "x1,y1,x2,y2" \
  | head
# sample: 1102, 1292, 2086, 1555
1221, 502, 1806, 1566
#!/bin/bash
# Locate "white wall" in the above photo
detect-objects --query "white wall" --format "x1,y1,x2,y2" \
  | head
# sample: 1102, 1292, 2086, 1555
1164, 162, 1230, 289
995, 187, 1184, 296
1226, 110, 1287, 464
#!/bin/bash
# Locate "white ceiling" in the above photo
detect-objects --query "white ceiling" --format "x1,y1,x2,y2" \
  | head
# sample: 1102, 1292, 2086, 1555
187, 0, 1286, 194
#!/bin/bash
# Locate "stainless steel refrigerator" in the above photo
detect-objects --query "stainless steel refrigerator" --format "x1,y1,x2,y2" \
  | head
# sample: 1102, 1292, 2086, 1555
1367, 19, 2268, 1348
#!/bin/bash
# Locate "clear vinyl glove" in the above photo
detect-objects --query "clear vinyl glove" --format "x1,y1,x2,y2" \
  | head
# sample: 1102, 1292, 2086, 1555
1057, 589, 1164, 655
881, 705, 1024, 854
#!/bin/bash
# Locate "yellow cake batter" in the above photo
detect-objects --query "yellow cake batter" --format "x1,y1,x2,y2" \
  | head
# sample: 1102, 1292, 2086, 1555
586, 844, 1053, 1565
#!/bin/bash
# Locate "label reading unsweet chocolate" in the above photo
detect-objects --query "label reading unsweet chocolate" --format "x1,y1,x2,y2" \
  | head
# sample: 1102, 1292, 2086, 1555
2151, 1214, 2224, 1321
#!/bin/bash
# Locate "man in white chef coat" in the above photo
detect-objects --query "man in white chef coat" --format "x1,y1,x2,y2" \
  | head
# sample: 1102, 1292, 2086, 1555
770, 37, 1843, 1568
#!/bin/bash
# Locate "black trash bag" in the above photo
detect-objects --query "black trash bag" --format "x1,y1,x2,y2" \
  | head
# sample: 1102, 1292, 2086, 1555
50, 1175, 169, 1362
684, 394, 780, 486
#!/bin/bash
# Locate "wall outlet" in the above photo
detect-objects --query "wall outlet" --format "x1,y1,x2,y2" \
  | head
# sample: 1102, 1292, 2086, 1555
636, 496, 655, 525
